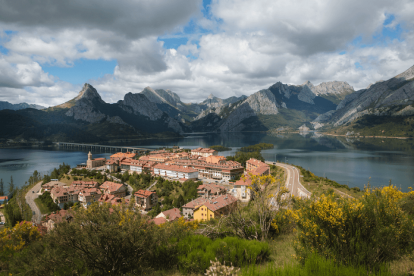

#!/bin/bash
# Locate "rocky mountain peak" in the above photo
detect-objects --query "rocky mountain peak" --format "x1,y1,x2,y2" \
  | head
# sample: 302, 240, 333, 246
302, 80, 314, 89
395, 64, 414, 81
74, 83, 104, 102
312, 81, 354, 95
208, 93, 215, 99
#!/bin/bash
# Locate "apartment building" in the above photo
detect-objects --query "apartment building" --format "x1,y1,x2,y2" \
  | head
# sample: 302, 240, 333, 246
135, 190, 158, 211
153, 164, 199, 180
129, 160, 158, 174
100, 181, 127, 198
246, 158, 270, 176
197, 183, 227, 199
173, 159, 244, 181
71, 180, 99, 188
232, 177, 253, 202
191, 147, 217, 157
78, 188, 102, 208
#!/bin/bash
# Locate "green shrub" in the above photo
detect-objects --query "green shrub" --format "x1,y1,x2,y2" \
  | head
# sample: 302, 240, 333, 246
177, 235, 270, 274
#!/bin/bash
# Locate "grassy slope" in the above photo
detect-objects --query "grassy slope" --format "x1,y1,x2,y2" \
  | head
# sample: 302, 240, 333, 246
34, 198, 52, 214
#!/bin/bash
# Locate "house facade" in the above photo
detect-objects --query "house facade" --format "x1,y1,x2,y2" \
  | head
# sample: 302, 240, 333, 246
100, 181, 127, 198
193, 194, 238, 221
153, 164, 199, 180
135, 190, 158, 211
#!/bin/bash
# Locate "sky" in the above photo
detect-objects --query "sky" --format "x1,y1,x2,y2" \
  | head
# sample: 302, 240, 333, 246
0, 0, 413, 107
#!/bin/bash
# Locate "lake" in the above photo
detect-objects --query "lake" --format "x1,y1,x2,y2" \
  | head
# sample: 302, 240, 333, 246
1, 132, 413, 191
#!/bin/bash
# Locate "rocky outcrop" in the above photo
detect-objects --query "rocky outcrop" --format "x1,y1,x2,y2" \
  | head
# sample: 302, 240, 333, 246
311, 81, 354, 95
65, 84, 107, 123
140, 87, 181, 106
297, 86, 316, 104
106, 116, 128, 125
166, 117, 184, 134
243, 89, 279, 114
118, 92, 164, 121
329, 64, 414, 126
219, 103, 256, 132
313, 110, 336, 123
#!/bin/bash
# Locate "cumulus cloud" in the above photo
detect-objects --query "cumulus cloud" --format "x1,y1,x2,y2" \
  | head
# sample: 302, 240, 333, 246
0, 0, 201, 40
0, 0, 413, 106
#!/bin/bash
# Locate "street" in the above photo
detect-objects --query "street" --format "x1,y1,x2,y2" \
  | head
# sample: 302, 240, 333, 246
25, 181, 43, 224
266, 161, 311, 199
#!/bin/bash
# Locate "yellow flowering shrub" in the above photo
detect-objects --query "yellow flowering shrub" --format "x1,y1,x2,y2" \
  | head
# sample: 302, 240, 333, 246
295, 185, 414, 269
0, 221, 41, 264
271, 209, 298, 236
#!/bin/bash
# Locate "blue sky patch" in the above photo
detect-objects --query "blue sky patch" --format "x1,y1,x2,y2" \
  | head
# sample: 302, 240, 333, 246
158, 37, 189, 49
355, 62, 363, 69
43, 59, 117, 84
0, 45, 8, 55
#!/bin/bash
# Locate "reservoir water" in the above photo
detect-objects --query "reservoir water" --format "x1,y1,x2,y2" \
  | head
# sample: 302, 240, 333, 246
1, 132, 413, 191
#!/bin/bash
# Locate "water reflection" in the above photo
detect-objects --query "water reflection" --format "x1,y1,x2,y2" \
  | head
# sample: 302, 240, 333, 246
0, 133, 413, 191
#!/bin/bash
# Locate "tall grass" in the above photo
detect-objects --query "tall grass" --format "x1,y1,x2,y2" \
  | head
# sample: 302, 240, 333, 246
241, 254, 391, 276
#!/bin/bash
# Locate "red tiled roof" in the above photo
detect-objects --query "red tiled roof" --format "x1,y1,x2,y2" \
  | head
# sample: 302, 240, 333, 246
150, 217, 167, 225
235, 177, 253, 186
110, 152, 136, 159
45, 209, 73, 223
191, 147, 216, 153
161, 208, 181, 221
100, 181, 124, 192
135, 189, 155, 198
251, 165, 270, 176
106, 159, 118, 165
194, 194, 237, 212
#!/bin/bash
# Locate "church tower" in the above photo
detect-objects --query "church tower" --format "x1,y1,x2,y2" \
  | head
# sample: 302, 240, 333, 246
87, 151, 93, 168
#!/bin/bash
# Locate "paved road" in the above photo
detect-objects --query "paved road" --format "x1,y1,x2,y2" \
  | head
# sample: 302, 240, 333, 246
266, 161, 311, 199
25, 181, 43, 224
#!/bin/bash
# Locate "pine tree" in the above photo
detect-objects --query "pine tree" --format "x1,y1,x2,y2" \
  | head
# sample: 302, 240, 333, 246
0, 178, 3, 196
8, 176, 15, 194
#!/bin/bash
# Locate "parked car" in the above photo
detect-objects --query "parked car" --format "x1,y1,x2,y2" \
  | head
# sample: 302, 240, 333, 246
32, 191, 34, 193
0, 222, 5, 225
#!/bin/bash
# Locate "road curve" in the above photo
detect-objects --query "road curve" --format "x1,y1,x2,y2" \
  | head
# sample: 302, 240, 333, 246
25, 181, 43, 224
266, 161, 311, 199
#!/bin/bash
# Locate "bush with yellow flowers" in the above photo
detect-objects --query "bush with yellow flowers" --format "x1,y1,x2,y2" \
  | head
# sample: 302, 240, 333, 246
0, 221, 41, 270
294, 185, 414, 269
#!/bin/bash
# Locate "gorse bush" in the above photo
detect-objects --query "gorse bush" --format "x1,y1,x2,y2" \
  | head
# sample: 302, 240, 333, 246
177, 235, 270, 274
295, 185, 414, 269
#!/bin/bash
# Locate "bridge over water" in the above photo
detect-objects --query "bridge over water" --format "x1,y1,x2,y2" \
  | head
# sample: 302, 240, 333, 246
55, 142, 153, 154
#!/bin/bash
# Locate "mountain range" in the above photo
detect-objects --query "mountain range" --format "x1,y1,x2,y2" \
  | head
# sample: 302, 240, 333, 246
0, 101, 45, 111
1, 64, 413, 143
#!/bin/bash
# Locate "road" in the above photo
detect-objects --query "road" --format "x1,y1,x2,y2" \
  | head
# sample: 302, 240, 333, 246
25, 181, 43, 224
266, 161, 311, 199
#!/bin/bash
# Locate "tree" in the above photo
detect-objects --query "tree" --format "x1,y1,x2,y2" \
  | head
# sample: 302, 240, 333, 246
8, 176, 15, 194
0, 179, 3, 196
248, 173, 289, 240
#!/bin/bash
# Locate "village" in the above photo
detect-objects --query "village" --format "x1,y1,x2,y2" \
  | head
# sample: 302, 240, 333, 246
38, 147, 272, 231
